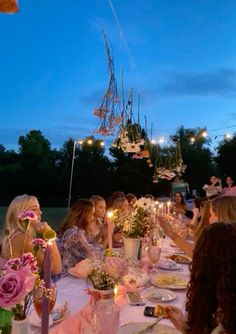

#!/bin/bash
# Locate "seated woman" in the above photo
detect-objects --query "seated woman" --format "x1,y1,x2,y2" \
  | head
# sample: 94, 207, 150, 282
166, 222, 236, 334
57, 199, 103, 274
172, 192, 187, 215
111, 196, 130, 248
1, 194, 61, 274
89, 195, 108, 247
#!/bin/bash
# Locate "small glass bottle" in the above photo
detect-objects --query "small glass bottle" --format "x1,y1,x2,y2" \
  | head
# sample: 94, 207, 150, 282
91, 290, 120, 334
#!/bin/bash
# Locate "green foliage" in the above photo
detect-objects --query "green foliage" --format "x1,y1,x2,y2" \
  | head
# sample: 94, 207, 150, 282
214, 133, 236, 180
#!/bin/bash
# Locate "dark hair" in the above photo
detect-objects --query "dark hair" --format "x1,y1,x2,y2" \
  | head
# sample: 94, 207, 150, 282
58, 199, 94, 236
173, 192, 185, 205
186, 222, 236, 334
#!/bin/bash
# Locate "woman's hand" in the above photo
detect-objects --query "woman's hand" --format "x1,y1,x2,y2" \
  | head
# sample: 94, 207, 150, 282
165, 306, 186, 332
34, 221, 50, 234
158, 216, 174, 238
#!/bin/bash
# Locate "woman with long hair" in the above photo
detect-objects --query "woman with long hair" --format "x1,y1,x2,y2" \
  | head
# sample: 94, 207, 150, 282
166, 222, 236, 334
1, 194, 61, 274
89, 195, 108, 246
58, 199, 103, 274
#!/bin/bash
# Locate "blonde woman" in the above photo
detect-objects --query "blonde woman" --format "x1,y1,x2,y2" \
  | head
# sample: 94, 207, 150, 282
1, 194, 61, 274
89, 195, 108, 246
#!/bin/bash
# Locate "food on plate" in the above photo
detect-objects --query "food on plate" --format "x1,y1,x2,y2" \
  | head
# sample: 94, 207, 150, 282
167, 254, 192, 264
153, 274, 188, 287
154, 305, 168, 318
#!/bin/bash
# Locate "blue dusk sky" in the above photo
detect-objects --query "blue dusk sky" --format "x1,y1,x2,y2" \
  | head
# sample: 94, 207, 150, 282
1, 0, 236, 150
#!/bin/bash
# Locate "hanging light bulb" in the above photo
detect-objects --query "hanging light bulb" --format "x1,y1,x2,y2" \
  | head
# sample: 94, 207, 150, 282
87, 139, 93, 145
224, 133, 232, 140
190, 137, 195, 143
201, 131, 207, 138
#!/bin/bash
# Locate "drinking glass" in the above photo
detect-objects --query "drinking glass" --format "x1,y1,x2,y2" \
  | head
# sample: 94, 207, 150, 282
147, 229, 162, 272
33, 283, 57, 318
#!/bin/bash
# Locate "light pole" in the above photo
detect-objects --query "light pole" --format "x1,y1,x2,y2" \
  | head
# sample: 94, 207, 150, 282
68, 140, 77, 211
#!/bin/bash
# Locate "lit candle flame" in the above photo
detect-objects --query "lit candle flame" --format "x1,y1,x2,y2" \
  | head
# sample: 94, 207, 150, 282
107, 210, 114, 219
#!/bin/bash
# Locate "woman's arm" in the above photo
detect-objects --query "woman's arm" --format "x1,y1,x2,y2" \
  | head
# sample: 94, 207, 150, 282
159, 217, 194, 258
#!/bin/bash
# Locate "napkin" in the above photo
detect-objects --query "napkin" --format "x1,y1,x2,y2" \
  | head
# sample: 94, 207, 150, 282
50, 298, 93, 334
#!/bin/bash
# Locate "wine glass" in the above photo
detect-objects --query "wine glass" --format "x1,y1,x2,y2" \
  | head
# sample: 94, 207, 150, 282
147, 229, 162, 273
33, 283, 57, 318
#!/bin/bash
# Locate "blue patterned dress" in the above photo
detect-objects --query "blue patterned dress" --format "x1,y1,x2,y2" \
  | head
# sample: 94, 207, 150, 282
57, 226, 103, 276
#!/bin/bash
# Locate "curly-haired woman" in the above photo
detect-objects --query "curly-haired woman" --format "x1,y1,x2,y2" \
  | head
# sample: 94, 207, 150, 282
166, 222, 236, 334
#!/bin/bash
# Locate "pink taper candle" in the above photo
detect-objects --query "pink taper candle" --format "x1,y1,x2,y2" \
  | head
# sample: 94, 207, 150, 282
107, 211, 113, 250
41, 241, 51, 334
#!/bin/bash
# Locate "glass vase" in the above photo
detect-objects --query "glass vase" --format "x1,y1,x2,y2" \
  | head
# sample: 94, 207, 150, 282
91, 289, 120, 334
11, 317, 29, 334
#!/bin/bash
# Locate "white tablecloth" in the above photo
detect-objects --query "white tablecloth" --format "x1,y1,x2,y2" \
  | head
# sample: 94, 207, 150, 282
28, 238, 190, 333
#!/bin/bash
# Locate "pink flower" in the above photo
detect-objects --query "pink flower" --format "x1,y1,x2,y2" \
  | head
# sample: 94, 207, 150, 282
105, 257, 128, 280
6, 253, 38, 274
31, 238, 46, 247
0, 265, 36, 309
17, 210, 37, 221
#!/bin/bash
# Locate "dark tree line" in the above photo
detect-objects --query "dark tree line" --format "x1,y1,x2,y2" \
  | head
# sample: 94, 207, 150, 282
0, 128, 235, 206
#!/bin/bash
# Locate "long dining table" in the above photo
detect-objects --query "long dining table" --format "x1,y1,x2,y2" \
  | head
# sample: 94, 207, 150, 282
28, 237, 191, 334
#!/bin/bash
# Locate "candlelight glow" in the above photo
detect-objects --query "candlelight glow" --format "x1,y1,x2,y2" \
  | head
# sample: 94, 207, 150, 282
114, 285, 118, 297
107, 210, 114, 219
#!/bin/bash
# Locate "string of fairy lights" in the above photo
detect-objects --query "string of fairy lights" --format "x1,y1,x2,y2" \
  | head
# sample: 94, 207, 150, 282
76, 124, 236, 149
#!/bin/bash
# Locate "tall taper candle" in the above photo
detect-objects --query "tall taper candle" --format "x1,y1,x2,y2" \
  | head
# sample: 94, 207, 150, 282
107, 211, 113, 250
41, 241, 51, 334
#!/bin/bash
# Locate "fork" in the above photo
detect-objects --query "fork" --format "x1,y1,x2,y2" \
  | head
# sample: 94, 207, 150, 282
134, 317, 162, 334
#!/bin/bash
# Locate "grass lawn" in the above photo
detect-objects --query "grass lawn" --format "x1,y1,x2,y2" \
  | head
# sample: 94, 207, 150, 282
0, 207, 68, 232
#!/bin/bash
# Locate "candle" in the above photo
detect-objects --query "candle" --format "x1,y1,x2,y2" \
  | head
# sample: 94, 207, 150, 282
167, 200, 171, 215
41, 240, 52, 334
107, 211, 114, 250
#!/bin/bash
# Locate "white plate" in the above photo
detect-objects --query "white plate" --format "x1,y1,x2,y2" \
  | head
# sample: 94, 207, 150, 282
142, 287, 176, 302
118, 322, 181, 334
151, 273, 188, 290
158, 259, 182, 270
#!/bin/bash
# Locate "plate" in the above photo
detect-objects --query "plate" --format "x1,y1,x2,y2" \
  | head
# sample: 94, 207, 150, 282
29, 303, 69, 327
158, 259, 182, 270
118, 322, 181, 334
142, 287, 176, 302
151, 273, 188, 290
52, 302, 69, 324
166, 254, 192, 264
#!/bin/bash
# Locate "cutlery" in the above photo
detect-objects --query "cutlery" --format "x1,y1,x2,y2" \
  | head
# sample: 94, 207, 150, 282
134, 317, 162, 334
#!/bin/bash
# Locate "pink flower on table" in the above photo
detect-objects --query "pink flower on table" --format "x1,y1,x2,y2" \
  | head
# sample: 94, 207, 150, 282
105, 256, 128, 281
0, 265, 36, 309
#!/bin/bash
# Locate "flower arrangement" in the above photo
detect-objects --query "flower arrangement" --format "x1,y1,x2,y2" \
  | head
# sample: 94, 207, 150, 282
72, 255, 128, 291
114, 197, 155, 239
0, 253, 39, 320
